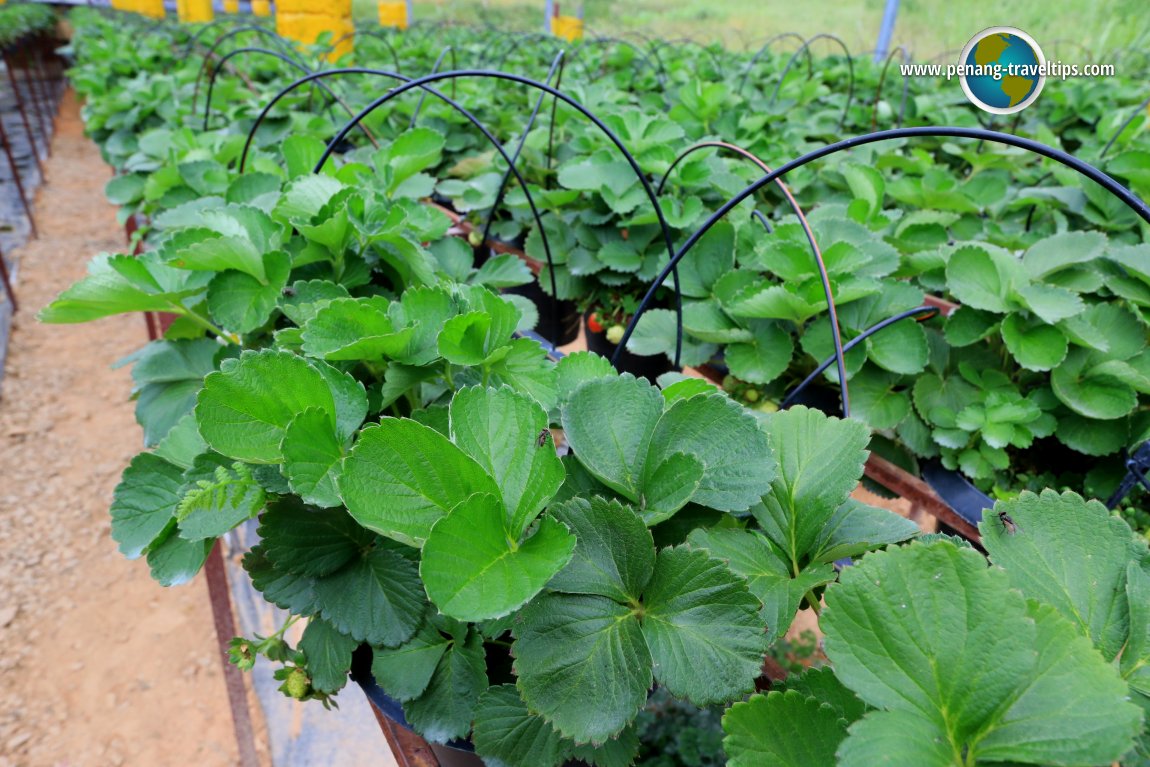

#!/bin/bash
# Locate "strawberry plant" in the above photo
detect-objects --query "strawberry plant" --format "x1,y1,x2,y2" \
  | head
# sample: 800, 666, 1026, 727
44, 9, 1150, 764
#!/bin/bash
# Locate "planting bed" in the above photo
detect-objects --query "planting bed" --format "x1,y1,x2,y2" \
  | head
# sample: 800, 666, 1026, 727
0, 90, 242, 767
19, 5, 1150, 767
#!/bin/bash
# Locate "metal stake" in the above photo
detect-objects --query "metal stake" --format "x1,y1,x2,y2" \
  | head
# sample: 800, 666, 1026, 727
0, 112, 37, 239
0, 243, 17, 313
3, 50, 45, 176
203, 542, 261, 767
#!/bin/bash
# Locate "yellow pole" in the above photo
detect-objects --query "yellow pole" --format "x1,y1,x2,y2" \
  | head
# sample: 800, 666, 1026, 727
276, 0, 355, 60
378, 1, 408, 29
177, 0, 214, 22
252, 0, 271, 16
223, 0, 240, 13
138, 0, 166, 18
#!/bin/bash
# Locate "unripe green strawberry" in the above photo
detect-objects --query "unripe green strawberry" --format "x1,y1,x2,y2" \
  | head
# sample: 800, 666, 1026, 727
468, 230, 484, 247
606, 324, 625, 345
281, 667, 311, 700
743, 389, 760, 403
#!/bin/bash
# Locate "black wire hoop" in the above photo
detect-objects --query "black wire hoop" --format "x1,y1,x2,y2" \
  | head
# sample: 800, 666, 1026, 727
617, 126, 1150, 409
313, 68, 686, 367
237, 68, 561, 309
767, 33, 855, 131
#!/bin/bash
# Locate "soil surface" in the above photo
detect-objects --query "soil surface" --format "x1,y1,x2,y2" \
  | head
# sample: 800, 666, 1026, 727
0, 91, 252, 767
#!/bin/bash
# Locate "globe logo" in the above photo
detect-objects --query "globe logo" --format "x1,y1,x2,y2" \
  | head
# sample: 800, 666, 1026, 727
958, 27, 1046, 115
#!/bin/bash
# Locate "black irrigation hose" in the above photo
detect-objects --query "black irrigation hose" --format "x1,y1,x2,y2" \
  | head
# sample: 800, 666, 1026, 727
329, 29, 403, 73
656, 140, 847, 413
1100, 93, 1150, 158
751, 208, 773, 233
737, 33, 813, 96
409, 46, 457, 128
1105, 442, 1150, 509
616, 126, 1150, 402
193, 25, 310, 115
768, 34, 855, 130
871, 45, 910, 130
478, 52, 567, 338
479, 51, 566, 246
245, 67, 558, 311
649, 38, 726, 77
568, 37, 661, 86
204, 47, 368, 147
1024, 91, 1150, 229
493, 34, 566, 72
313, 68, 685, 368
192, 25, 307, 115
780, 305, 940, 411
236, 66, 553, 263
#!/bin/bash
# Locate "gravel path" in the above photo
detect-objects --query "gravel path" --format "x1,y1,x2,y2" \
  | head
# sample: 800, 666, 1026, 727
0, 90, 251, 767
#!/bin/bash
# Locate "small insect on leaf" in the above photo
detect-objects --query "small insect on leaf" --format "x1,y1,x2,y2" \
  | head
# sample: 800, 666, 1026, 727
997, 510, 1019, 535
536, 429, 550, 448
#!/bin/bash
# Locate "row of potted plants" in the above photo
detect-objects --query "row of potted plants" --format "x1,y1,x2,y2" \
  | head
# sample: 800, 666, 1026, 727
46, 9, 1150, 765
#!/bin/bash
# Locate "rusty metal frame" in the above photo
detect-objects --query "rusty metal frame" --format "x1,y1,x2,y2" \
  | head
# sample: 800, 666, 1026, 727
12, 43, 50, 159
0, 243, 16, 313
0, 105, 37, 239
127, 215, 260, 767
3, 50, 45, 176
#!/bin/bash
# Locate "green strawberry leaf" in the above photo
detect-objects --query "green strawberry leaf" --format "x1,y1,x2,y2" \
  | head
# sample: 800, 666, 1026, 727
754, 406, 871, 568
448, 386, 565, 537
548, 497, 655, 603
110, 452, 186, 559
514, 593, 651, 744
722, 690, 848, 767
258, 499, 374, 578
1052, 348, 1138, 420
809, 498, 920, 565
724, 320, 794, 385
645, 391, 776, 513
206, 250, 291, 334
944, 245, 1018, 313
1123, 563, 1150, 695
338, 418, 500, 547
420, 493, 575, 621
981, 490, 1148, 661
39, 252, 210, 323
1023, 231, 1106, 279
823, 540, 1142, 766
300, 296, 416, 361
686, 527, 833, 643
1001, 312, 1068, 371
370, 617, 450, 701
312, 544, 426, 647
403, 627, 488, 743
473, 685, 570, 767
196, 350, 336, 463
146, 531, 213, 587
561, 374, 664, 503
281, 407, 345, 508
299, 618, 356, 693
641, 546, 767, 705
176, 460, 265, 541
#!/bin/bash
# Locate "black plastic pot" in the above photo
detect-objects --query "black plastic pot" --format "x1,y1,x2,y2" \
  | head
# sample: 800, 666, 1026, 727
583, 313, 676, 382
351, 646, 588, 766
504, 277, 581, 346
920, 460, 993, 527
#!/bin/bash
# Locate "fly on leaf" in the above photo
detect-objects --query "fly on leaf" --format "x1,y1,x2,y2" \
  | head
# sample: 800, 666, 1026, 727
997, 510, 1019, 535
536, 429, 550, 448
